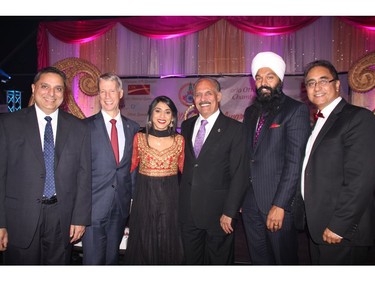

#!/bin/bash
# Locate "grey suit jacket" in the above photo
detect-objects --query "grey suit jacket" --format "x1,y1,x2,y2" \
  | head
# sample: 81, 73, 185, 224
304, 99, 375, 245
85, 112, 139, 221
0, 105, 92, 248
179, 112, 249, 229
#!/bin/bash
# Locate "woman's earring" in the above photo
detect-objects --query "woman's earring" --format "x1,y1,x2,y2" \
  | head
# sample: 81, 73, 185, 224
169, 120, 174, 128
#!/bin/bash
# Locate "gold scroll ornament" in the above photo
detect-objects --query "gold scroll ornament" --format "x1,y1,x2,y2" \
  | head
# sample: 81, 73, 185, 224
28, 57, 101, 119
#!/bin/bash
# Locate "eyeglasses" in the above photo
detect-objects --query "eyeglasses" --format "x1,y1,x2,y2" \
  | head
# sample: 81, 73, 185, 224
305, 79, 336, 89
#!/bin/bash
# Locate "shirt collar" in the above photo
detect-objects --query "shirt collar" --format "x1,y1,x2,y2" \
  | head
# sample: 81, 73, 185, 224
320, 96, 342, 118
197, 109, 220, 124
101, 109, 121, 123
34, 104, 59, 121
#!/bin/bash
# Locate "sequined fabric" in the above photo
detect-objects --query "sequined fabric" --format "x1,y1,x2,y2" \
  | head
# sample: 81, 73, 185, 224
131, 132, 184, 177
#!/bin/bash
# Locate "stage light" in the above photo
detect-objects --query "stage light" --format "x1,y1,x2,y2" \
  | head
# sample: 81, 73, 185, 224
0, 68, 11, 84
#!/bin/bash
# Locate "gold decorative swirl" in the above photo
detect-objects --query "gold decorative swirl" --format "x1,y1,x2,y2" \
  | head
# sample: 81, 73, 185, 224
348, 51, 375, 93
28, 57, 101, 119
184, 104, 199, 120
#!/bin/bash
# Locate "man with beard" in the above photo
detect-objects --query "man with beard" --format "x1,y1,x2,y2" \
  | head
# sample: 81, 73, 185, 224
241, 51, 310, 264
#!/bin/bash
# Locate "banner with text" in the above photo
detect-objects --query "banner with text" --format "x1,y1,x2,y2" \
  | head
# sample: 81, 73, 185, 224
121, 75, 348, 127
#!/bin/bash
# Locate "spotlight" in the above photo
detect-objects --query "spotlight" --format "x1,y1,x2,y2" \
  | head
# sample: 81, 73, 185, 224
0, 69, 11, 84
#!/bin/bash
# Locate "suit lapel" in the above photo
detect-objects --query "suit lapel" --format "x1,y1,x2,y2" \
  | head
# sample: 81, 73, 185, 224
247, 109, 258, 151
198, 113, 225, 157
254, 104, 282, 152
186, 116, 198, 158
310, 99, 347, 156
55, 111, 71, 168
121, 115, 133, 165
24, 106, 44, 166
94, 112, 116, 162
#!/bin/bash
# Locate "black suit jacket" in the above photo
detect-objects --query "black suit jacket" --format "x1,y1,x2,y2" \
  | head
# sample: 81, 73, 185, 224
0, 106, 92, 248
179, 112, 249, 229
304, 99, 375, 245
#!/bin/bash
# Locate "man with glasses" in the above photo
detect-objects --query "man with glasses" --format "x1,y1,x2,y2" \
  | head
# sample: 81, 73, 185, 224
301, 60, 375, 264
242, 51, 311, 264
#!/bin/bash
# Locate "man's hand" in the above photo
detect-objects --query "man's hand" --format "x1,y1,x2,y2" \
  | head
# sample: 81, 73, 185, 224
266, 205, 284, 232
323, 228, 342, 244
220, 214, 233, 234
70, 225, 86, 243
0, 228, 8, 251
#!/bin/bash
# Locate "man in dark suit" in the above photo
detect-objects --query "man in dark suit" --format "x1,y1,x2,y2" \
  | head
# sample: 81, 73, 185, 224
179, 77, 248, 264
0, 67, 91, 264
301, 60, 375, 264
82, 73, 139, 264
242, 52, 311, 264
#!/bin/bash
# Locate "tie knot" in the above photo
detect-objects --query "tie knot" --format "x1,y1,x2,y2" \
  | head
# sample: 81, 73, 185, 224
201, 119, 208, 126
45, 116, 52, 123
110, 119, 117, 125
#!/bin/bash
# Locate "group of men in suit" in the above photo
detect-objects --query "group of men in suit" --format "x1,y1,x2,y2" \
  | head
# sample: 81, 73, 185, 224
0, 69, 139, 265
0, 51, 374, 265
241, 53, 375, 265
179, 53, 375, 265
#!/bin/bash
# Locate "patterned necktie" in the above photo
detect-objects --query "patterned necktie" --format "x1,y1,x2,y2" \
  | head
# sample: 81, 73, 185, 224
110, 119, 120, 165
314, 110, 324, 122
43, 116, 56, 198
253, 113, 265, 147
194, 119, 208, 158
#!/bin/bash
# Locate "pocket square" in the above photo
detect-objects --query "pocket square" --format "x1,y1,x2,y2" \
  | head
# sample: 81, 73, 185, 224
270, 123, 281, 128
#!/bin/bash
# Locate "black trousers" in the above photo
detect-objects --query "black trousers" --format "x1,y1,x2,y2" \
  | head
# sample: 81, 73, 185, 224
4, 202, 72, 265
180, 218, 235, 265
309, 238, 370, 265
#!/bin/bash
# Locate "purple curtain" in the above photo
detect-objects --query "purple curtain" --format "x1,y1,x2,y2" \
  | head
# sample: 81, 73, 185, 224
38, 16, 375, 69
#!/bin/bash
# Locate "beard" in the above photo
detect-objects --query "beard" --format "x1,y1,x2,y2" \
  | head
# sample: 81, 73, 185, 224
253, 82, 284, 113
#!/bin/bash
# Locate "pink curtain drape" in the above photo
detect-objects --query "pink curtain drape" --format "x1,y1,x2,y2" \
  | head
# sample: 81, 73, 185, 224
225, 16, 319, 36
38, 16, 375, 69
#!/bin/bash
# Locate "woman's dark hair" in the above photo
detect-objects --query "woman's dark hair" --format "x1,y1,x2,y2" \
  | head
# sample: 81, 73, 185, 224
145, 95, 178, 146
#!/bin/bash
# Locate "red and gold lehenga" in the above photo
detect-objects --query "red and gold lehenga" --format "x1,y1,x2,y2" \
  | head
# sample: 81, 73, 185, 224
125, 132, 185, 264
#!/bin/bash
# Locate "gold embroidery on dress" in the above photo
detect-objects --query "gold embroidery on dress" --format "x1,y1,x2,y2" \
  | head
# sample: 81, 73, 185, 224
137, 133, 183, 177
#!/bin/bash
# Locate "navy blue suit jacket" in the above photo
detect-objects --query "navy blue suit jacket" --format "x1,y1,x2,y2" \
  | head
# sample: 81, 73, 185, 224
85, 112, 139, 222
243, 94, 310, 214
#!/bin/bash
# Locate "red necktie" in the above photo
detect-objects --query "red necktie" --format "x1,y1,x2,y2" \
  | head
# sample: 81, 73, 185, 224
314, 110, 324, 122
110, 119, 119, 165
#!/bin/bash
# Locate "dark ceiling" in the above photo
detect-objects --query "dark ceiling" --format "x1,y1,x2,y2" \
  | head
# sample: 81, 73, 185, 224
0, 16, 116, 107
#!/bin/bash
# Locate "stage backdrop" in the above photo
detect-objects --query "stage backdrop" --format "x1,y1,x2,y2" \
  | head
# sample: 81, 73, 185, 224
120, 74, 349, 127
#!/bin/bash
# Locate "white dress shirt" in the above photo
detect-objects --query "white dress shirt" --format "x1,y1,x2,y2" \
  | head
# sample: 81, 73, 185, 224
192, 109, 220, 146
35, 104, 58, 150
301, 96, 342, 199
